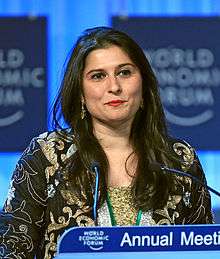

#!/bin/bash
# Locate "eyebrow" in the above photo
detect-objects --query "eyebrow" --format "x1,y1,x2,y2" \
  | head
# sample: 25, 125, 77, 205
85, 63, 136, 76
118, 63, 135, 68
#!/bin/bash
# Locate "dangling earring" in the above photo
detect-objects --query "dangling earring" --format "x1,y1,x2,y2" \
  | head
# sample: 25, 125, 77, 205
140, 98, 144, 109
81, 101, 86, 120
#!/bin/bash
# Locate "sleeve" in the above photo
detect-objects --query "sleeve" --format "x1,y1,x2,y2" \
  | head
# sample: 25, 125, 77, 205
184, 153, 214, 224
172, 140, 214, 224
0, 137, 50, 258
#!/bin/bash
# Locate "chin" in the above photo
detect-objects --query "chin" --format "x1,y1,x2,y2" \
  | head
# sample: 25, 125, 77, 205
103, 116, 134, 127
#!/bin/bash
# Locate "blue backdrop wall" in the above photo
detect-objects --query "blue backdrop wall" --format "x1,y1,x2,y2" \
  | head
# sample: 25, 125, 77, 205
0, 0, 220, 222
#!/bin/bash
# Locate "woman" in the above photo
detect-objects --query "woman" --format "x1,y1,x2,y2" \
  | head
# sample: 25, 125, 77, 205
0, 27, 213, 258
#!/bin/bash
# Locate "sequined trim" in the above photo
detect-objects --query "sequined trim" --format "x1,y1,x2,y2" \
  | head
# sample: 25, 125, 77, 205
107, 186, 137, 225
140, 211, 155, 226
97, 186, 155, 226
97, 201, 112, 227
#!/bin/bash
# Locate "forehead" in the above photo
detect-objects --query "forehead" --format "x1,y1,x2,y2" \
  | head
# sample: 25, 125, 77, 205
84, 45, 133, 70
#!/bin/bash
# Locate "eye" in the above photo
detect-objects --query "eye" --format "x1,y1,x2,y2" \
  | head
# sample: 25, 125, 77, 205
91, 72, 106, 81
118, 69, 132, 77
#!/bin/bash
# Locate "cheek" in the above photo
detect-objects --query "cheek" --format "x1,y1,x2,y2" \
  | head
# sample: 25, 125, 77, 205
83, 85, 103, 105
84, 90, 101, 102
130, 78, 142, 99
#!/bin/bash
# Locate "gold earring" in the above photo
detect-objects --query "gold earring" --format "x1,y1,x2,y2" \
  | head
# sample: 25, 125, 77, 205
140, 99, 144, 109
81, 102, 86, 119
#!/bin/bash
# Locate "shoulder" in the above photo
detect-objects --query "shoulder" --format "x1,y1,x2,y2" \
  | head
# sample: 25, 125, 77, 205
167, 137, 196, 172
36, 128, 74, 145
24, 128, 77, 165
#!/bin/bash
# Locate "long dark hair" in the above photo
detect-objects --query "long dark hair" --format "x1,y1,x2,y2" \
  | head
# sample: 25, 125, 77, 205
53, 26, 176, 210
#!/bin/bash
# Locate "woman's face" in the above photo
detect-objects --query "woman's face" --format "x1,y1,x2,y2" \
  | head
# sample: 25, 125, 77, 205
82, 45, 143, 128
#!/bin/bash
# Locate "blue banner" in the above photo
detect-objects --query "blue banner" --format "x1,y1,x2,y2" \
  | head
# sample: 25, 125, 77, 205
112, 17, 220, 150
58, 225, 220, 253
0, 17, 47, 151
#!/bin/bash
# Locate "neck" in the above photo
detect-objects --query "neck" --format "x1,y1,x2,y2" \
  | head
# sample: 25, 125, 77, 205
92, 119, 137, 187
93, 120, 132, 150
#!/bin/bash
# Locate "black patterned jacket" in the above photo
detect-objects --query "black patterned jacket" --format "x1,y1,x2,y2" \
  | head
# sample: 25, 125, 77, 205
0, 130, 214, 258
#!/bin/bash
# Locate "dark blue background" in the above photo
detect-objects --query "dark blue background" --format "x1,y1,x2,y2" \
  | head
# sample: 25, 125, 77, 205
0, 17, 47, 151
112, 17, 220, 150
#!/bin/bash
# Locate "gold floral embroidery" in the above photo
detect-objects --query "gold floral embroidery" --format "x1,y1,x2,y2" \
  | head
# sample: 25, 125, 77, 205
37, 139, 59, 181
154, 194, 181, 225
61, 154, 67, 162
60, 189, 93, 219
157, 218, 173, 225
60, 190, 85, 207
45, 187, 95, 256
38, 132, 91, 258
56, 139, 65, 151
169, 195, 182, 209
47, 207, 73, 233
172, 142, 194, 192
44, 232, 56, 259
44, 207, 73, 258
173, 142, 194, 171
76, 215, 95, 226
45, 205, 94, 257
154, 207, 173, 223
60, 143, 76, 162
39, 140, 58, 166
45, 167, 56, 182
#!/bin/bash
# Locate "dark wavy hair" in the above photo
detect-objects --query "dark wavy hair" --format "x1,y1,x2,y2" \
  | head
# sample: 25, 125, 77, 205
53, 26, 176, 211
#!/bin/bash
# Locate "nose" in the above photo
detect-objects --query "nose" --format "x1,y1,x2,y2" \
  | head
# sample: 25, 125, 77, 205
107, 75, 122, 94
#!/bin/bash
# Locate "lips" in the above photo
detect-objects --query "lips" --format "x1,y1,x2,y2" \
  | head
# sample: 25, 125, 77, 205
106, 100, 126, 107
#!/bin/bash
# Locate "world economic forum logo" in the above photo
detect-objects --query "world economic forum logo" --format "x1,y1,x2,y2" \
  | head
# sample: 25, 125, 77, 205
0, 48, 44, 127
145, 47, 220, 126
78, 230, 109, 251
